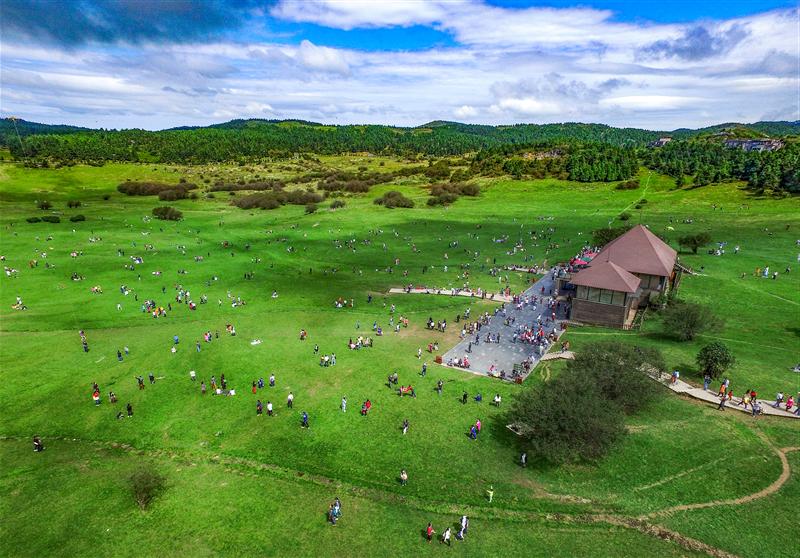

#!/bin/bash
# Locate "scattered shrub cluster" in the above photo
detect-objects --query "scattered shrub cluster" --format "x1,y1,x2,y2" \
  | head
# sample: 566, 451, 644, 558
427, 182, 480, 206
70, 214, 86, 222
152, 206, 183, 221
374, 191, 414, 208
618, 212, 632, 221
118, 181, 197, 200
41, 215, 60, 223
66, 200, 82, 208
232, 189, 324, 211
130, 468, 166, 510
305, 203, 318, 214
209, 179, 286, 192
37, 200, 52, 210
26, 216, 41, 223
329, 199, 346, 209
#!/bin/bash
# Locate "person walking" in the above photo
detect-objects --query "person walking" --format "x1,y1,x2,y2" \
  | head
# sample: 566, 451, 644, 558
486, 485, 494, 503
717, 394, 727, 411
437, 380, 443, 396
269, 374, 275, 387
520, 451, 528, 468
402, 419, 409, 435
400, 469, 408, 486
287, 392, 294, 408
703, 374, 712, 391
267, 401, 273, 416
189, 370, 196, 382
462, 391, 468, 405
441, 527, 451, 546
126, 402, 133, 417
301, 411, 309, 428
773, 391, 784, 408
200, 381, 207, 395
148, 372, 155, 385
341, 397, 347, 413
256, 400, 263, 416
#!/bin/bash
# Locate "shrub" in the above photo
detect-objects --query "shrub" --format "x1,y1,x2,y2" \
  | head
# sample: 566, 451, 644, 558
305, 203, 318, 214
41, 215, 61, 223
330, 200, 346, 210
678, 232, 712, 254
615, 179, 640, 190
118, 181, 196, 196
152, 206, 183, 221
661, 301, 722, 341
158, 189, 186, 201
696, 342, 736, 379
374, 191, 414, 208
130, 468, 166, 510
591, 225, 632, 247
69, 214, 86, 222
26, 216, 41, 223
67, 200, 82, 208
102, 194, 110, 200
37, 200, 52, 210
618, 212, 631, 221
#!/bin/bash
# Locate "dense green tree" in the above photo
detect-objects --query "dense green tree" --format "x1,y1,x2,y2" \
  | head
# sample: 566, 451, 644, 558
661, 301, 722, 341
696, 342, 736, 379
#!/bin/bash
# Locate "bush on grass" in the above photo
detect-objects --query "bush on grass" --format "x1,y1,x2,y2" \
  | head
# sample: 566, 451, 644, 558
130, 468, 166, 510
152, 206, 182, 221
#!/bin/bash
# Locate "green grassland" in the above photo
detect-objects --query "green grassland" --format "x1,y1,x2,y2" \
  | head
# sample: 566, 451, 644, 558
1, 158, 798, 557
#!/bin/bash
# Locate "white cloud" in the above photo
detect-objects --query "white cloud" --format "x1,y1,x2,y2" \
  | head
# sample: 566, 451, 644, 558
295, 40, 351, 75
599, 95, 701, 111
454, 105, 477, 118
271, 0, 449, 30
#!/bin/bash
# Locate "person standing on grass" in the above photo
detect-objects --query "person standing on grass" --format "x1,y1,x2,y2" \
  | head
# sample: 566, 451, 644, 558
402, 419, 409, 435
92, 389, 101, 406
201, 381, 207, 395
137, 376, 145, 390
256, 400, 263, 416
301, 411, 309, 428
252, 381, 257, 395
437, 380, 443, 396
287, 392, 294, 408
33, 436, 44, 452
426, 523, 435, 543
521, 451, 528, 468
486, 485, 494, 503
400, 469, 408, 486
462, 391, 468, 405
117, 349, 123, 362
341, 397, 347, 413
269, 374, 275, 387
189, 370, 196, 382
267, 401, 273, 416
126, 403, 133, 417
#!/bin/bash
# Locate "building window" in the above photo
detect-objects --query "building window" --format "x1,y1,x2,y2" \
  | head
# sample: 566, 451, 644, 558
588, 287, 601, 302
612, 291, 625, 306
599, 289, 613, 304
576, 285, 588, 299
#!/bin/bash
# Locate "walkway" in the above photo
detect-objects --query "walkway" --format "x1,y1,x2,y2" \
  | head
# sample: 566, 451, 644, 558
653, 372, 798, 419
387, 287, 513, 303
439, 271, 567, 380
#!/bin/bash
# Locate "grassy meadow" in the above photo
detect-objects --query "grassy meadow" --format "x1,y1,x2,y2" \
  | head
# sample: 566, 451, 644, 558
0, 156, 798, 557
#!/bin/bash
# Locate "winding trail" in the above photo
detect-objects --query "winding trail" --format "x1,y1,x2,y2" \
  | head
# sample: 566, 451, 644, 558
7, 433, 792, 558
643, 446, 799, 519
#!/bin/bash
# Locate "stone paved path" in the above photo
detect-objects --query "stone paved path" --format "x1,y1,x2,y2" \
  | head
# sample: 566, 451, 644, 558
439, 271, 567, 379
387, 287, 513, 303
655, 373, 798, 419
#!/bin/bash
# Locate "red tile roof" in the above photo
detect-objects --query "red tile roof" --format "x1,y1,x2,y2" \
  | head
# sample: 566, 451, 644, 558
570, 260, 641, 293
596, 224, 677, 276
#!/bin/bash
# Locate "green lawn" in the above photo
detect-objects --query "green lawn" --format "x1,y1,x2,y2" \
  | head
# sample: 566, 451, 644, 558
1, 160, 797, 557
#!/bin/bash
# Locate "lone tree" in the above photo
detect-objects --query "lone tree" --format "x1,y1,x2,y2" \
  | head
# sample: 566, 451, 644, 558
696, 342, 736, 379
678, 232, 712, 254
661, 301, 722, 341
508, 374, 625, 464
508, 341, 665, 464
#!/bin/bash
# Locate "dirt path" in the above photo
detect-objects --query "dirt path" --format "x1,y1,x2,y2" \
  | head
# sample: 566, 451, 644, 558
3, 434, 770, 558
644, 446, 799, 518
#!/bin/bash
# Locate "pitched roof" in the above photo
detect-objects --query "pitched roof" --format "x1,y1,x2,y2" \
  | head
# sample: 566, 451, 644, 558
570, 260, 641, 293
597, 224, 677, 276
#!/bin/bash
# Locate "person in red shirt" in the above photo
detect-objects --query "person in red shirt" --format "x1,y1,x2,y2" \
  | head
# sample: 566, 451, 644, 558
426, 522, 435, 543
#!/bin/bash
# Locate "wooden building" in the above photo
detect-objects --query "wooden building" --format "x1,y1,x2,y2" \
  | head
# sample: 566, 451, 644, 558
567, 225, 678, 328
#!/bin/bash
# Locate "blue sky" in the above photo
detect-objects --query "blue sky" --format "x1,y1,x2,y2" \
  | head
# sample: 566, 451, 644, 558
1, 0, 798, 130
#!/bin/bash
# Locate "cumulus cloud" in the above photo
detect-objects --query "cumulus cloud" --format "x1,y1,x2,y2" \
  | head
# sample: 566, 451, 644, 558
641, 24, 750, 61
295, 40, 352, 75
454, 105, 478, 118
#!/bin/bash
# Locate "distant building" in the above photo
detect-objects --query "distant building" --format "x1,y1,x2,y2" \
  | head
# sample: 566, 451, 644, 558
723, 139, 784, 152
564, 225, 679, 329
648, 137, 672, 148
